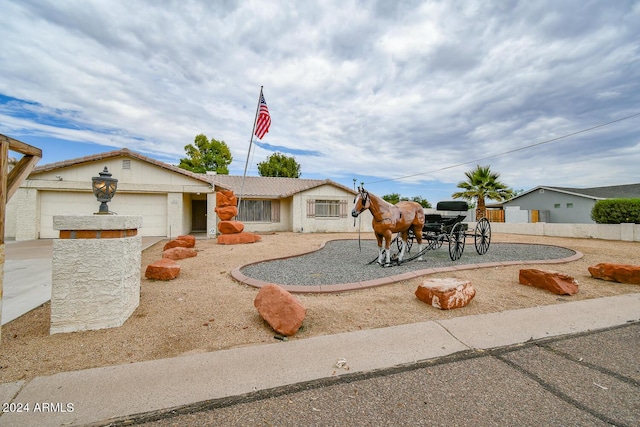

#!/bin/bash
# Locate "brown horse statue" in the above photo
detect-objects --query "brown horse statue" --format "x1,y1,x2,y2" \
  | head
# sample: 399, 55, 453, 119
352, 186, 425, 266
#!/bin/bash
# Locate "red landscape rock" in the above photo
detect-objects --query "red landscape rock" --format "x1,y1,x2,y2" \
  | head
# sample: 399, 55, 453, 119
415, 278, 476, 310
145, 258, 180, 280
176, 235, 196, 248
216, 190, 237, 208
519, 269, 579, 295
163, 239, 192, 251
588, 263, 640, 285
214, 205, 238, 221
254, 284, 306, 336
162, 247, 197, 260
217, 232, 261, 245
218, 220, 245, 234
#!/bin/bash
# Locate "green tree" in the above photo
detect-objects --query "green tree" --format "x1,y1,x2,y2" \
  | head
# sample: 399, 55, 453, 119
257, 152, 301, 178
411, 196, 432, 209
178, 134, 232, 174
452, 165, 514, 220
382, 193, 403, 204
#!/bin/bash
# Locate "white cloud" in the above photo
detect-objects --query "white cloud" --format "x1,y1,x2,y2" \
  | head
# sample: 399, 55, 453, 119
1, 0, 639, 200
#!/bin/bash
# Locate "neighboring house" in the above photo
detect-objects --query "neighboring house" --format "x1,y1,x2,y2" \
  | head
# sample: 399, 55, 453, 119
502, 183, 640, 224
4, 148, 371, 240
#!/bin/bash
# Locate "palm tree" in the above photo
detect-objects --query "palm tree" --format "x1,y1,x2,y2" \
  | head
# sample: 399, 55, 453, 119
452, 165, 514, 220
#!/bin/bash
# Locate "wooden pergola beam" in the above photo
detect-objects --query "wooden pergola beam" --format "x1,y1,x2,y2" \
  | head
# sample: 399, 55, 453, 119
1, 133, 43, 242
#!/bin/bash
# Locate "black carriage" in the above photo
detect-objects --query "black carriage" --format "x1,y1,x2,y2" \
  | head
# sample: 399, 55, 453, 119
396, 201, 491, 261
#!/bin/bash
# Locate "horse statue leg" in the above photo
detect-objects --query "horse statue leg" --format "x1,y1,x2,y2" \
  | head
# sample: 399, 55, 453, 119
375, 233, 385, 265
398, 230, 408, 262
383, 230, 393, 266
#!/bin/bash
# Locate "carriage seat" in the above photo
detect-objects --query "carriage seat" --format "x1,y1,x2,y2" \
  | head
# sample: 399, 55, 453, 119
423, 201, 469, 232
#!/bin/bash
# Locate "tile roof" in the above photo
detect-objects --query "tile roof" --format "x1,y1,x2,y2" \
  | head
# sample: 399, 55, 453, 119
210, 175, 356, 198
30, 148, 215, 185
27, 147, 355, 197
545, 184, 640, 199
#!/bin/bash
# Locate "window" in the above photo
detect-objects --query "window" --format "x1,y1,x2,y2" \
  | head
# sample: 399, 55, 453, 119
307, 199, 348, 218
238, 199, 280, 222
315, 200, 340, 217
566, 203, 573, 208
554, 203, 561, 209
122, 159, 131, 169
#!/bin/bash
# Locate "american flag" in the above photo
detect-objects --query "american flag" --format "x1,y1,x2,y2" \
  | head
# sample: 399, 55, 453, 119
254, 92, 271, 140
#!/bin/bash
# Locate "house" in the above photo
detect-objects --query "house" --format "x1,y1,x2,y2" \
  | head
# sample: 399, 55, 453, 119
4, 148, 371, 240
502, 183, 640, 223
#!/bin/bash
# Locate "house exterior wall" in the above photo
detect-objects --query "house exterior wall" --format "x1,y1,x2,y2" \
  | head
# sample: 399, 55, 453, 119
294, 185, 373, 233
504, 190, 596, 223
4, 157, 213, 240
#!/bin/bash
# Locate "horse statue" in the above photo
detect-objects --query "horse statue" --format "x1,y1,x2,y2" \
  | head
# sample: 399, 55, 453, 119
351, 186, 425, 266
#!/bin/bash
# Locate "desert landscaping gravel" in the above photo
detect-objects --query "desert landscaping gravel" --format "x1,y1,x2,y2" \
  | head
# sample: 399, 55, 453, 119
241, 240, 576, 286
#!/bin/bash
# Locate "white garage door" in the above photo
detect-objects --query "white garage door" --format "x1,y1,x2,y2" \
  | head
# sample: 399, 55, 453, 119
39, 191, 168, 238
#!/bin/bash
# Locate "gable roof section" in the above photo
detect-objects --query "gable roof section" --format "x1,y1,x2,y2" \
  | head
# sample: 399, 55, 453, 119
211, 175, 356, 198
506, 183, 640, 203
30, 148, 216, 186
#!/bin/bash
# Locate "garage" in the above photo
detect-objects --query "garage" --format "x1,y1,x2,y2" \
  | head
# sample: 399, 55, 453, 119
39, 191, 168, 238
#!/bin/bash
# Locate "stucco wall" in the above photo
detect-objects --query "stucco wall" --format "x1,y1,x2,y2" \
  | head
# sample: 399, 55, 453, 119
505, 190, 596, 223
490, 222, 640, 241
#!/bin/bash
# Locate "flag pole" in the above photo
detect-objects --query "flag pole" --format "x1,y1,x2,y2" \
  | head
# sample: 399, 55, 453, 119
237, 86, 263, 219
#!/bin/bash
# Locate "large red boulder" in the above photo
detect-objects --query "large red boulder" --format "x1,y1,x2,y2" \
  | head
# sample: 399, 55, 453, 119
145, 258, 180, 280
216, 190, 237, 208
588, 263, 640, 285
217, 232, 261, 244
254, 284, 306, 336
415, 278, 476, 310
214, 205, 238, 221
218, 220, 244, 234
519, 269, 579, 295
163, 239, 192, 251
162, 247, 197, 260
176, 235, 196, 248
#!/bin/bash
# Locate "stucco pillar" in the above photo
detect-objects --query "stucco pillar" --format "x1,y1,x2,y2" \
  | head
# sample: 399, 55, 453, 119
167, 192, 182, 239
207, 192, 217, 239
50, 215, 142, 334
15, 188, 39, 241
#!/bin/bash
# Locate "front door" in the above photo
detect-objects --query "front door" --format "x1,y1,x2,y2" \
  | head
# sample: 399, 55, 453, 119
192, 200, 207, 232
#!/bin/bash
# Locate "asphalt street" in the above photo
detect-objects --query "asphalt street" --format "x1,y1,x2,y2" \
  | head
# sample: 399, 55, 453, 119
125, 322, 640, 427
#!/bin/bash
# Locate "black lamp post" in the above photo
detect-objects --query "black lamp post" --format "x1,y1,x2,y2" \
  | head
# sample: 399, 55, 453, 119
92, 167, 118, 214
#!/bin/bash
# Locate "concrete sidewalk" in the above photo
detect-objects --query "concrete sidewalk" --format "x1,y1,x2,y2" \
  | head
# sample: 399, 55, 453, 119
1, 293, 638, 426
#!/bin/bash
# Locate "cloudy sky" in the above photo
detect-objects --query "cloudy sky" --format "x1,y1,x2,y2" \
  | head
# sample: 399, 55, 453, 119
2, 0, 639, 203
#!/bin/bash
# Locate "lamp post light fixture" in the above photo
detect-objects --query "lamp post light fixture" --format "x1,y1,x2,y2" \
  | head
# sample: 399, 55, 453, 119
92, 167, 118, 214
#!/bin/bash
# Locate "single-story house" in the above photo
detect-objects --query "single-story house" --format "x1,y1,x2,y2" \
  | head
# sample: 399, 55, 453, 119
502, 183, 640, 223
5, 148, 372, 240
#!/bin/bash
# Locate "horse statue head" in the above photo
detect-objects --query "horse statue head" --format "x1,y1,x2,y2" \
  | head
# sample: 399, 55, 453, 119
351, 186, 370, 218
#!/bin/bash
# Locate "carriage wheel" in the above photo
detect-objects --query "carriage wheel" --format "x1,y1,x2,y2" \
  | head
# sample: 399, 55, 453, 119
396, 230, 414, 253
448, 222, 466, 261
474, 218, 491, 255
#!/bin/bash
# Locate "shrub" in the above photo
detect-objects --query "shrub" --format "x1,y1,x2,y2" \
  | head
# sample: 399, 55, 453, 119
591, 198, 640, 224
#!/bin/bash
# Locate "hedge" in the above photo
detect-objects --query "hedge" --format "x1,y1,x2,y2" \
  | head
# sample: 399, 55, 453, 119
591, 198, 640, 224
